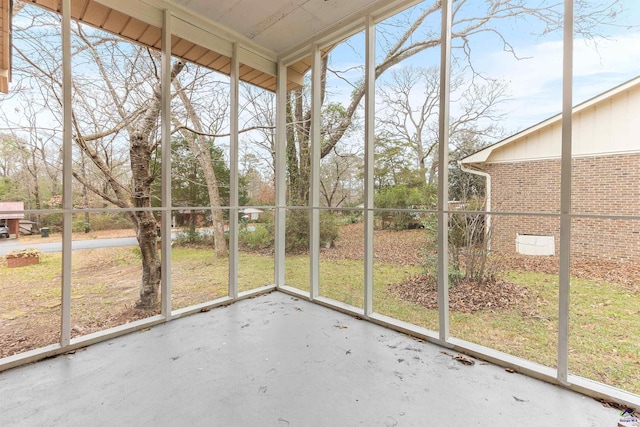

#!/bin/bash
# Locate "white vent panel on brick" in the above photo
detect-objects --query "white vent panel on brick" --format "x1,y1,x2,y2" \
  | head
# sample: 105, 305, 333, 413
515, 234, 555, 256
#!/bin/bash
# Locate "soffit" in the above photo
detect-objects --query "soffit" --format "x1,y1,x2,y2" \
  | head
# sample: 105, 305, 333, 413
24, 0, 307, 91
166, 0, 384, 56
15, 0, 417, 93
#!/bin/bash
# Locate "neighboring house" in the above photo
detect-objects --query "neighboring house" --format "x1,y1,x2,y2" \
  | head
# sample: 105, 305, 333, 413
0, 202, 25, 238
461, 76, 640, 261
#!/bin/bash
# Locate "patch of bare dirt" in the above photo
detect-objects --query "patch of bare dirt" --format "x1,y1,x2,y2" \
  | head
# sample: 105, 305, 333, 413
0, 247, 156, 358
0, 305, 154, 358
390, 274, 530, 314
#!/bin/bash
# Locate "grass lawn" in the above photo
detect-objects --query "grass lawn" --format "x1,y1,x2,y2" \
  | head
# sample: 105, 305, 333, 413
1, 243, 638, 395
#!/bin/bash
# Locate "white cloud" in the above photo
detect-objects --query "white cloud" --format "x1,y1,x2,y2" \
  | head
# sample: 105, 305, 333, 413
480, 32, 640, 132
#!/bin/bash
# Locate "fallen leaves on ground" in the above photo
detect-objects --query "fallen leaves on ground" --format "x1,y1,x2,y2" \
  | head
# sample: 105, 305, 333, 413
390, 274, 530, 314
440, 350, 476, 365
320, 223, 427, 266
502, 255, 640, 291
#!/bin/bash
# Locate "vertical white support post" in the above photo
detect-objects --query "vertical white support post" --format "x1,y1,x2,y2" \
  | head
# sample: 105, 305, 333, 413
557, 0, 574, 385
160, 10, 172, 317
229, 43, 240, 299
60, 0, 72, 347
363, 16, 375, 316
437, 0, 452, 341
274, 61, 287, 288
310, 44, 321, 300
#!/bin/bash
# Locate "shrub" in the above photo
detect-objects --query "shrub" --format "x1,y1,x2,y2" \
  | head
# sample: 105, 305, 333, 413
319, 212, 339, 248
374, 183, 436, 230
40, 213, 62, 230
174, 227, 215, 247
89, 213, 132, 231
272, 209, 339, 253
6, 248, 43, 258
238, 225, 273, 251
448, 198, 492, 285
72, 217, 90, 233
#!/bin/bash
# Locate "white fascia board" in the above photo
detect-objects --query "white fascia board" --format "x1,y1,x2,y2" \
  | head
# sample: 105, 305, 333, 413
141, 0, 277, 58
237, 46, 277, 77
170, 9, 278, 76
281, 0, 421, 65
98, 0, 163, 27
462, 75, 640, 167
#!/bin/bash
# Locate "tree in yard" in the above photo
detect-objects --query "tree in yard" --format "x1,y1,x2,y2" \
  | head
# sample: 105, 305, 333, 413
10, 6, 185, 308
320, 146, 363, 209
171, 71, 229, 257
448, 129, 492, 202
0, 134, 34, 202
285, 0, 625, 204
373, 135, 425, 190
377, 65, 507, 186
239, 84, 277, 178
8, 4, 254, 307
152, 138, 246, 233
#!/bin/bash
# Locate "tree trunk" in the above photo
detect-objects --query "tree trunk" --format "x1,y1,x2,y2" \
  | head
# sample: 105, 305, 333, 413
286, 91, 300, 204
132, 210, 161, 309
172, 78, 228, 258
128, 60, 186, 308
199, 150, 227, 257
130, 134, 161, 309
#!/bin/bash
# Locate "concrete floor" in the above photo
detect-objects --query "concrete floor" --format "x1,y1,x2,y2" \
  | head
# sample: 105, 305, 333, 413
0, 292, 619, 426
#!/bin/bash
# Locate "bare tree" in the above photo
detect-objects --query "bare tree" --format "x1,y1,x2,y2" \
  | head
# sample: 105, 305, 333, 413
8, 7, 183, 308
286, 0, 625, 203
377, 65, 507, 184
171, 70, 228, 258
240, 84, 276, 176
320, 147, 363, 209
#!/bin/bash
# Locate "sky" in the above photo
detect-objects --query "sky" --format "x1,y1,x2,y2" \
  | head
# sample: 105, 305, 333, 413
5, 0, 639, 155
323, 0, 640, 140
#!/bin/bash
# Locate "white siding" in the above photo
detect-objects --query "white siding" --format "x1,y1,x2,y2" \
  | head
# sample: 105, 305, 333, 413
490, 123, 561, 162
485, 82, 640, 164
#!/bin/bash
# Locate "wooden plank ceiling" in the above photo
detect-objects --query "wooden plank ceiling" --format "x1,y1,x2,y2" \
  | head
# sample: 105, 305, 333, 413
13, 0, 315, 92
4, 0, 406, 94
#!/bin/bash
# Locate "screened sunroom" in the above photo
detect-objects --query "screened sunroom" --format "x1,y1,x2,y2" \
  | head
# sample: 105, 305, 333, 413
0, 0, 638, 424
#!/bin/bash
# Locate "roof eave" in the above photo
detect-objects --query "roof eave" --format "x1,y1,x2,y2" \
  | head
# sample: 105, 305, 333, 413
461, 75, 640, 166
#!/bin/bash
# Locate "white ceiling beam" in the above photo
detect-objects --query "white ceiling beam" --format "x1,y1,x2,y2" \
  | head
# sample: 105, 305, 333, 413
99, 0, 279, 77
280, 0, 421, 65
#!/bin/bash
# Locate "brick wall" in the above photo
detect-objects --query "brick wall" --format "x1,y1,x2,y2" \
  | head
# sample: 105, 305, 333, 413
485, 153, 640, 261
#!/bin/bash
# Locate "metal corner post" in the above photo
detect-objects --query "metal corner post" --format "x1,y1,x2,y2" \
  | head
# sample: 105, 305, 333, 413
309, 44, 321, 300
363, 16, 375, 316
229, 42, 240, 299
274, 61, 287, 288
437, 0, 452, 341
557, 0, 574, 385
60, 0, 72, 347
160, 9, 173, 317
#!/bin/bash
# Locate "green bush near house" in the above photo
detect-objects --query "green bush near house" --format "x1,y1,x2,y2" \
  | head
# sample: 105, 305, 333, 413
238, 225, 273, 251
